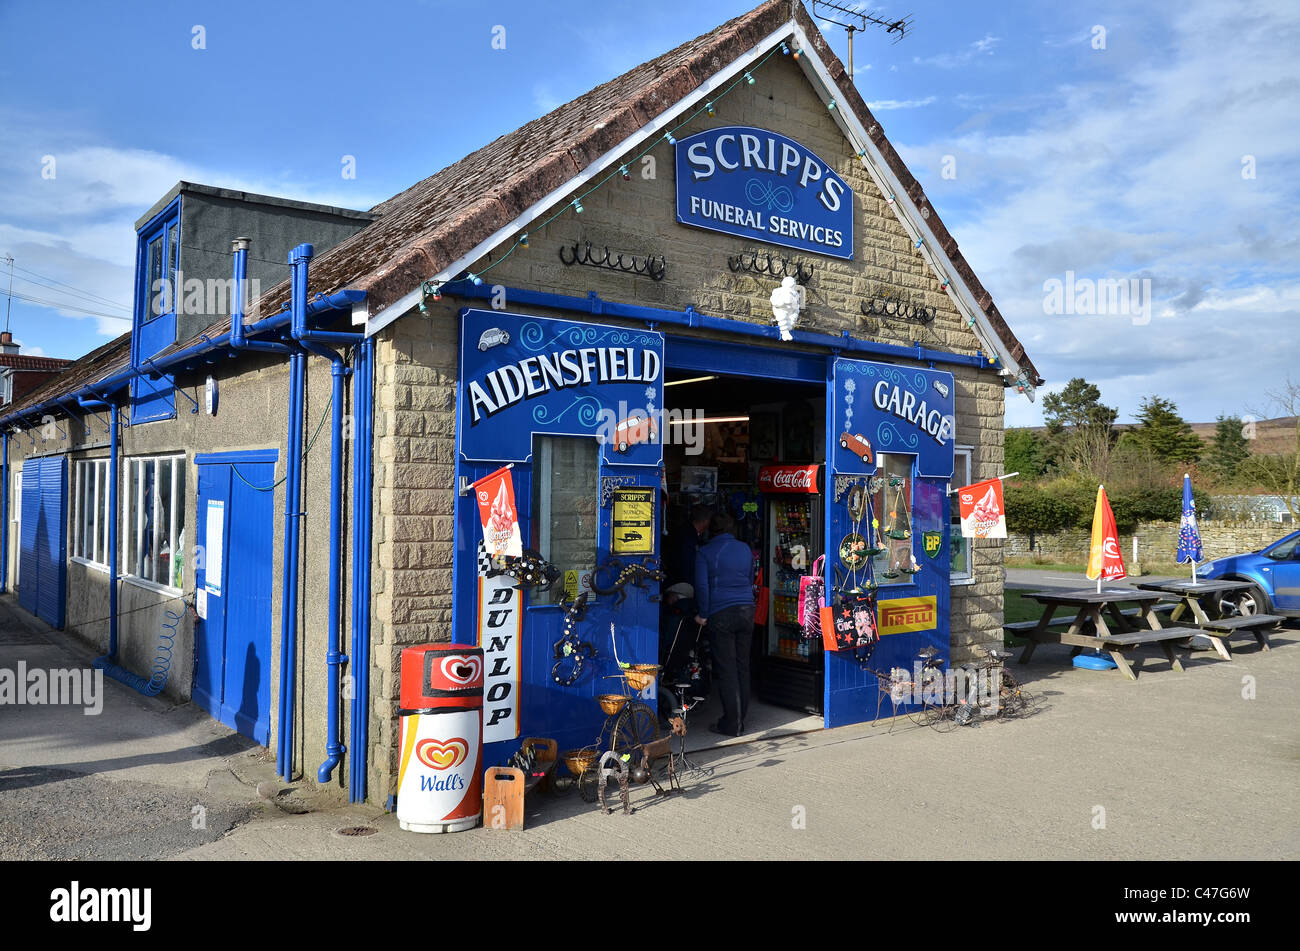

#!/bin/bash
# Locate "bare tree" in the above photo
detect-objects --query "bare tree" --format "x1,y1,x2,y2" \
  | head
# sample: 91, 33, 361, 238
1244, 376, 1300, 521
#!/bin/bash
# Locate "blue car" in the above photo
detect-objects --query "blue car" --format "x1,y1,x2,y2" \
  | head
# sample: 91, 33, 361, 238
1198, 529, 1300, 618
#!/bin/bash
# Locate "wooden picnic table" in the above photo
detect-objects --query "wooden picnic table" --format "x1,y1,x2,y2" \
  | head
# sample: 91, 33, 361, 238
1014, 587, 1202, 680
1134, 578, 1281, 657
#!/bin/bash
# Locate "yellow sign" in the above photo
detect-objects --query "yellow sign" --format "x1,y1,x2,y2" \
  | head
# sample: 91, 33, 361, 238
878, 596, 938, 635
612, 487, 654, 554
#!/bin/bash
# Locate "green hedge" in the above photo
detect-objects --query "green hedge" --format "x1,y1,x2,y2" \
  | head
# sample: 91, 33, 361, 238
1004, 484, 1211, 533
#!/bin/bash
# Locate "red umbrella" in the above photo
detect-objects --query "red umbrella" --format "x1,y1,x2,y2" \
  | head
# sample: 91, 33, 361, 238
1085, 485, 1126, 592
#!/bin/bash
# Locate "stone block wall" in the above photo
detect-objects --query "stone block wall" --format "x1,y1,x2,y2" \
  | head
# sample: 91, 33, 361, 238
1006, 522, 1288, 566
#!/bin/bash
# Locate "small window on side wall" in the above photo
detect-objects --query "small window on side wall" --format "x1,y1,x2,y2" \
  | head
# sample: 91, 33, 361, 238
123, 454, 187, 591
530, 436, 598, 605
950, 448, 973, 583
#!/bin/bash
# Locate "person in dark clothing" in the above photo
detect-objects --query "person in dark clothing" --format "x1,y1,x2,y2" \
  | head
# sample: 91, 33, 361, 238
693, 511, 755, 736
666, 506, 711, 589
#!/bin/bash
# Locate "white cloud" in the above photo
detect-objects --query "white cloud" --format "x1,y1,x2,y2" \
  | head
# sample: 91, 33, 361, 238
886, 1, 1300, 425
867, 96, 937, 111
913, 33, 1001, 69
0, 109, 386, 342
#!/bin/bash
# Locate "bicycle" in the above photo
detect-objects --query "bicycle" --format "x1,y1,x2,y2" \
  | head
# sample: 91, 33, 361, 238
574, 670, 666, 803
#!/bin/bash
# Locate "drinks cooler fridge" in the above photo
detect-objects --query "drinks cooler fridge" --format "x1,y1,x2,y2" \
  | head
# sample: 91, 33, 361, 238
756, 466, 824, 716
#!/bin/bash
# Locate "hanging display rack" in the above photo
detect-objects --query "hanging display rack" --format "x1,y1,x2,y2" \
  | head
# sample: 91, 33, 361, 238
727, 250, 815, 284
559, 241, 666, 281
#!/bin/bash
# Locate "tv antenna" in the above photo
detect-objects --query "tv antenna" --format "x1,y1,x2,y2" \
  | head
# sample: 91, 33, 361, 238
810, 2, 913, 79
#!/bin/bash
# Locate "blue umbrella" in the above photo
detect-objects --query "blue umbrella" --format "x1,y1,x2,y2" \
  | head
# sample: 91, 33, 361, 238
1176, 473, 1202, 581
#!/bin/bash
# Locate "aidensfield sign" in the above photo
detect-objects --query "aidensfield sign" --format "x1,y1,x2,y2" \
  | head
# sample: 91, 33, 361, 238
675, 126, 854, 260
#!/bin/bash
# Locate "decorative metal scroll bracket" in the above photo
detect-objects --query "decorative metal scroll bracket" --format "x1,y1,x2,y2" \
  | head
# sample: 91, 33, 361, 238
727, 251, 815, 284
600, 475, 638, 507
859, 296, 937, 325
560, 241, 666, 281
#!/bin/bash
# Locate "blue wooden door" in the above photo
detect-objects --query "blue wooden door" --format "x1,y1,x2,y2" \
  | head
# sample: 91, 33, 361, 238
823, 358, 954, 727
194, 451, 275, 744
18, 456, 66, 627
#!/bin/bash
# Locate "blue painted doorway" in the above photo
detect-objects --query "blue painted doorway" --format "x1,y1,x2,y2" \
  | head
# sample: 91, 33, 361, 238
18, 455, 67, 628
194, 451, 276, 744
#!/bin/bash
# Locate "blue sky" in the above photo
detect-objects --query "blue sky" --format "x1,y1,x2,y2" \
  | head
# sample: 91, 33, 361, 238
2, 0, 1297, 428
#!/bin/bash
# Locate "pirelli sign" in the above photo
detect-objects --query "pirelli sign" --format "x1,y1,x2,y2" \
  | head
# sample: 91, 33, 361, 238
877, 596, 938, 636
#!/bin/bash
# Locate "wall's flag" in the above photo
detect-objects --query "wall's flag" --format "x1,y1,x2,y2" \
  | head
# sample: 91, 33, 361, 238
473, 466, 522, 559
1177, 473, 1203, 579
1085, 485, 1126, 582
957, 478, 1007, 538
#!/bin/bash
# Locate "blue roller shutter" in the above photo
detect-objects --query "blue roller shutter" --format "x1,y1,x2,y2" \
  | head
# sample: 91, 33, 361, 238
17, 456, 68, 628
18, 463, 39, 616
37, 456, 67, 628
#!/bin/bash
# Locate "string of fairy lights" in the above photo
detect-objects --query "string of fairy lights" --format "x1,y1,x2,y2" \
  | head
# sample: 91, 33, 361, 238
417, 35, 1036, 397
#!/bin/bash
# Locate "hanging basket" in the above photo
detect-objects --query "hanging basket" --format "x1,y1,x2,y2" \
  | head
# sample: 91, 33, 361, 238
596, 694, 628, 716
562, 748, 600, 776
622, 664, 659, 692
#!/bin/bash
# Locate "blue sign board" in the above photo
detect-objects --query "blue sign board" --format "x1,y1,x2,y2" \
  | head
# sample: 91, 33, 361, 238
831, 358, 955, 479
675, 126, 853, 260
458, 309, 664, 467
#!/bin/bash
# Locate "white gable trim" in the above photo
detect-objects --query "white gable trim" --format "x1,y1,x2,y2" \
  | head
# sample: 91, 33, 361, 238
364, 16, 1036, 400
787, 21, 1032, 396
365, 20, 799, 339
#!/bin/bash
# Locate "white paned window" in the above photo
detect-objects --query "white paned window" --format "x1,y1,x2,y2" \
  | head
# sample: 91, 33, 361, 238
72, 458, 113, 568
123, 454, 186, 590
950, 447, 973, 583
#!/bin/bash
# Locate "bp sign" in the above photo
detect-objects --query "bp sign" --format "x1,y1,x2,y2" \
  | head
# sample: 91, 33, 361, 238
675, 126, 853, 260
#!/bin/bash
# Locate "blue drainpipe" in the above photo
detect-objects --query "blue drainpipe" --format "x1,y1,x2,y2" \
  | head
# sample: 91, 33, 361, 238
1, 430, 7, 594
277, 350, 305, 781
225, 237, 305, 783
286, 244, 357, 786
349, 335, 374, 802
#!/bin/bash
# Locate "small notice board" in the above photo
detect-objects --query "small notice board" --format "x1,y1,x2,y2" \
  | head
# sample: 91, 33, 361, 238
611, 487, 654, 555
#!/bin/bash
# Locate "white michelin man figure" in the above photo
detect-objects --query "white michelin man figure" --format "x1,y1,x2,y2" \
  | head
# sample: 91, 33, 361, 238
769, 275, 805, 341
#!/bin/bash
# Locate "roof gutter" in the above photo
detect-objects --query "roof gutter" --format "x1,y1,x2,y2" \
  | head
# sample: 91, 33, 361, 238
0, 288, 366, 430
440, 280, 993, 371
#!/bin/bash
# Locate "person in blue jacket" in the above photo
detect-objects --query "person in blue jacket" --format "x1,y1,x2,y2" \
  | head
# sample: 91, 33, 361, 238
694, 511, 756, 736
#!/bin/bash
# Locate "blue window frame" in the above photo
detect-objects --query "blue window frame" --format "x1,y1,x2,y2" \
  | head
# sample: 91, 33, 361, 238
131, 197, 181, 423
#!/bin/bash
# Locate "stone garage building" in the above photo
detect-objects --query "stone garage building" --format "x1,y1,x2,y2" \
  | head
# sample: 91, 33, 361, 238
2, 0, 1041, 807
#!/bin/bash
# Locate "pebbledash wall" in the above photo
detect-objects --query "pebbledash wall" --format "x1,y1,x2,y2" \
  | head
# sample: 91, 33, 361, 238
5, 345, 354, 787
365, 53, 1010, 802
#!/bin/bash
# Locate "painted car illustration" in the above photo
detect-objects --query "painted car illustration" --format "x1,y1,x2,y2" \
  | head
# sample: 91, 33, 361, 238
612, 415, 658, 453
1198, 529, 1300, 617
838, 431, 873, 463
619, 530, 644, 543
477, 328, 511, 351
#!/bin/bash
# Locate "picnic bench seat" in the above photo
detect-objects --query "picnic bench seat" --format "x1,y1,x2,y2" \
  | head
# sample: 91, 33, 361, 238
1004, 601, 1176, 638
1118, 602, 1177, 618
1195, 614, 1283, 655
1019, 622, 1204, 680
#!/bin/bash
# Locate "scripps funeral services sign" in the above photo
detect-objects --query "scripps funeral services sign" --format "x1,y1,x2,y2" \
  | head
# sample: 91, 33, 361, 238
675, 126, 853, 260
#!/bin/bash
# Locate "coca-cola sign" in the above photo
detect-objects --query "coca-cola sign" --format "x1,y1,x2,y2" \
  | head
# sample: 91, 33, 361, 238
758, 464, 820, 494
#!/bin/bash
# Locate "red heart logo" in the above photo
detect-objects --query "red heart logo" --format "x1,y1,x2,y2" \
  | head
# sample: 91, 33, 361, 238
416, 737, 468, 771
441, 655, 482, 686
